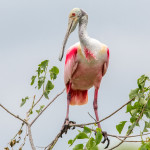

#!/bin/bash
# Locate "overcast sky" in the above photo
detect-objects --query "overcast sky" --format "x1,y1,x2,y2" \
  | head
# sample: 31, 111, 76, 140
0, 0, 150, 149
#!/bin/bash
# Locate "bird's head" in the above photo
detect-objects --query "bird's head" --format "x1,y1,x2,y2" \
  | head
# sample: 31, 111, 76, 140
59, 8, 85, 61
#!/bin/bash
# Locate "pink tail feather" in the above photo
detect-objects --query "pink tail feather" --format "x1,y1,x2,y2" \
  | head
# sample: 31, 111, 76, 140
66, 84, 88, 105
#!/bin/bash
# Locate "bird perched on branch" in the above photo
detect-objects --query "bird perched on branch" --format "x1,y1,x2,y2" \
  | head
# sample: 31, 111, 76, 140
59, 8, 110, 148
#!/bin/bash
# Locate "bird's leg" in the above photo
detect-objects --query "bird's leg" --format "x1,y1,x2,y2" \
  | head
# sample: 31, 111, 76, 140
93, 88, 110, 149
60, 84, 76, 137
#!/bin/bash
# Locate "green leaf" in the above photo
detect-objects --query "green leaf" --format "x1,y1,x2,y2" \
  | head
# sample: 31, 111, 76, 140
126, 104, 133, 113
73, 144, 84, 150
86, 137, 96, 149
139, 141, 150, 150
68, 137, 77, 147
36, 105, 45, 114
76, 132, 88, 139
38, 76, 45, 89
91, 146, 99, 150
43, 80, 54, 99
129, 88, 139, 99
96, 128, 102, 133
83, 126, 91, 134
127, 122, 136, 135
46, 80, 54, 91
43, 91, 50, 99
146, 99, 150, 110
130, 109, 137, 115
95, 129, 102, 145
37, 67, 43, 77
139, 98, 147, 105
68, 139, 73, 145
145, 111, 150, 118
38, 60, 49, 71
130, 115, 138, 123
31, 76, 36, 85
145, 121, 150, 129
116, 121, 127, 134
20, 96, 29, 107
49, 66, 59, 80
143, 127, 149, 133
137, 75, 149, 90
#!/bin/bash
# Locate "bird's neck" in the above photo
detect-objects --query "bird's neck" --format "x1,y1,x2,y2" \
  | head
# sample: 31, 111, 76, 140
78, 15, 90, 48
79, 15, 96, 61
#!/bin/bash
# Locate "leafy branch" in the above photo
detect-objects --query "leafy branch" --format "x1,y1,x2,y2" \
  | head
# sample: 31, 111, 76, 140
1, 60, 150, 150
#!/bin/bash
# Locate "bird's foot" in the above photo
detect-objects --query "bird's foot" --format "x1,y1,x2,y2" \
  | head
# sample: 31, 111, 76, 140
60, 119, 76, 137
101, 131, 110, 149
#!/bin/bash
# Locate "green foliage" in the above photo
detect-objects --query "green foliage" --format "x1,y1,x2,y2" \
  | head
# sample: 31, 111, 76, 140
73, 144, 84, 150
116, 121, 127, 134
36, 105, 45, 114
30, 76, 36, 85
20, 60, 59, 107
44, 80, 54, 99
116, 74, 150, 149
68, 126, 102, 150
139, 141, 150, 150
49, 66, 59, 80
20, 96, 29, 107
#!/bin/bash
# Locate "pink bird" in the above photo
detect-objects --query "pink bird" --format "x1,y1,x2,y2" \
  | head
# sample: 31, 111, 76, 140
59, 8, 110, 148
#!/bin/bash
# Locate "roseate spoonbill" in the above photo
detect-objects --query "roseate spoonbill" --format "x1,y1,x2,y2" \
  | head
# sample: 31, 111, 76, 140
59, 8, 110, 148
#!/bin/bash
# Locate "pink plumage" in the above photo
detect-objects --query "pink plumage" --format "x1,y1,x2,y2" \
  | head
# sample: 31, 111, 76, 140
60, 8, 110, 147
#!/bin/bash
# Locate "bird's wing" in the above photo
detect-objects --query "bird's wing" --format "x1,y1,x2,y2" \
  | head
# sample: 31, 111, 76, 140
102, 47, 109, 76
64, 42, 80, 85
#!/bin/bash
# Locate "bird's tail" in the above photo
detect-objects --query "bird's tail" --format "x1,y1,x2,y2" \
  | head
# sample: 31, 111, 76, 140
66, 85, 88, 105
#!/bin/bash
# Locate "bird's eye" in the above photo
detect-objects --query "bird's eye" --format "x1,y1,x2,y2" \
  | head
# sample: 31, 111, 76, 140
72, 13, 76, 16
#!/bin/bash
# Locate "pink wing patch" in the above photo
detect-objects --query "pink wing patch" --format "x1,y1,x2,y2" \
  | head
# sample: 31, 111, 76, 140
64, 46, 78, 85
107, 48, 109, 59
65, 47, 77, 65
84, 47, 96, 61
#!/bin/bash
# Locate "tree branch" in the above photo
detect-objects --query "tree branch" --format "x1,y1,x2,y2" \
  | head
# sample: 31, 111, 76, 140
30, 88, 65, 126
70, 98, 134, 127
0, 103, 28, 124
46, 131, 62, 150
28, 124, 36, 150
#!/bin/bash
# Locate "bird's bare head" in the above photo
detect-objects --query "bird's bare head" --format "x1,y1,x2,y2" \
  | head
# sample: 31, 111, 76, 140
59, 8, 83, 61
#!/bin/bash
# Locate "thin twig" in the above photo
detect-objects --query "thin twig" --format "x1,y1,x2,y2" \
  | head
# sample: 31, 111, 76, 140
70, 98, 134, 127
108, 132, 150, 139
27, 94, 43, 115
88, 112, 96, 122
12, 122, 25, 140
30, 88, 65, 126
0, 104, 28, 124
19, 124, 28, 149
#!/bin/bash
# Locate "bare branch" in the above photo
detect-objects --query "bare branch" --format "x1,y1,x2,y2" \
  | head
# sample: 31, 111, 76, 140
30, 88, 65, 126
0, 104, 28, 125
19, 125, 28, 149
70, 98, 134, 127
46, 131, 62, 150
28, 124, 36, 150
88, 112, 96, 122
108, 132, 150, 139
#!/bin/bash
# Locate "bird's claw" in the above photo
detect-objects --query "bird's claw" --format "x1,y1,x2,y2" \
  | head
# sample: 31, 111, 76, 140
60, 119, 76, 137
101, 131, 110, 149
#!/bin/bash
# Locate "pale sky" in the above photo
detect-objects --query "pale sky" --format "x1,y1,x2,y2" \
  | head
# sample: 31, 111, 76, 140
0, 0, 150, 149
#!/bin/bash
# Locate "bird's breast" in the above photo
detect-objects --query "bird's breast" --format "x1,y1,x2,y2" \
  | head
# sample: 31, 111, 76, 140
71, 60, 104, 90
